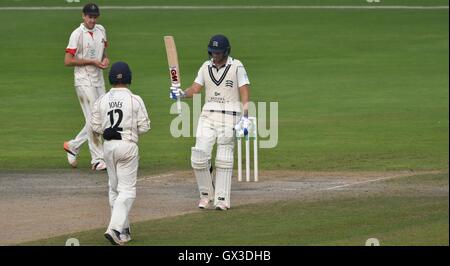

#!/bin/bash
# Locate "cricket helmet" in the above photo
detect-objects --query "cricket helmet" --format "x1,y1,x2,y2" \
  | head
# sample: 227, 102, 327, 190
109, 61, 132, 85
208, 34, 231, 56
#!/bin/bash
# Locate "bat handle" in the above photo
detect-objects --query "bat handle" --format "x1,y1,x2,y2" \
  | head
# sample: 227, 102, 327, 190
176, 98, 182, 114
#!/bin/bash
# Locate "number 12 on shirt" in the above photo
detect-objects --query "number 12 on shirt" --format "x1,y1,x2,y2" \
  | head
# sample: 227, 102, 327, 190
164, 35, 182, 114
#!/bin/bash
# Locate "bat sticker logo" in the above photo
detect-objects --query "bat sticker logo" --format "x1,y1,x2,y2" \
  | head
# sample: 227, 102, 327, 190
170, 67, 179, 83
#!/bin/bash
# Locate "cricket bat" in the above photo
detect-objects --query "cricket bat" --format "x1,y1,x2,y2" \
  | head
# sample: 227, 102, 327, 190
164, 36, 182, 114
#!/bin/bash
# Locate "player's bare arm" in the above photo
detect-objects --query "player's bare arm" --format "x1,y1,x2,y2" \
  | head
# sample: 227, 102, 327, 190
101, 50, 110, 68
239, 84, 250, 116
169, 82, 202, 100
182, 82, 203, 98
64, 52, 107, 69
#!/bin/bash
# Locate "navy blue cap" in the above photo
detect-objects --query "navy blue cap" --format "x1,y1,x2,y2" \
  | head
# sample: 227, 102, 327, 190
83, 3, 100, 16
109, 62, 132, 85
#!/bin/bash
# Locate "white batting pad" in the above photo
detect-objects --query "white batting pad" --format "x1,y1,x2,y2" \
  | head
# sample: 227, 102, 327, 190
214, 144, 234, 207
214, 168, 232, 208
191, 147, 214, 200
215, 144, 234, 169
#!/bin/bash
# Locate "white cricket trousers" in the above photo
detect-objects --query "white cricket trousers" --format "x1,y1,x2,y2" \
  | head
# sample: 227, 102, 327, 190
103, 140, 139, 233
194, 111, 239, 207
195, 112, 238, 150
69, 85, 105, 164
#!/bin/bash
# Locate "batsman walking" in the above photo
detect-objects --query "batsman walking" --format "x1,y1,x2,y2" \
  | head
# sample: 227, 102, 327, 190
170, 35, 251, 210
63, 3, 109, 170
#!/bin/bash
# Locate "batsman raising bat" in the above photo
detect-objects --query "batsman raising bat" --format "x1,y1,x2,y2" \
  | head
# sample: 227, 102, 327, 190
170, 34, 251, 210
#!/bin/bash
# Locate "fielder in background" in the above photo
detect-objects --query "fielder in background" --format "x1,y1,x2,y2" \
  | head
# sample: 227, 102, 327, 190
63, 3, 109, 171
91, 62, 151, 245
170, 34, 251, 210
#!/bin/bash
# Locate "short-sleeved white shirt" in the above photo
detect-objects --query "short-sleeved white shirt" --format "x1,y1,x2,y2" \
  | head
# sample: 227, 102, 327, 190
66, 23, 107, 87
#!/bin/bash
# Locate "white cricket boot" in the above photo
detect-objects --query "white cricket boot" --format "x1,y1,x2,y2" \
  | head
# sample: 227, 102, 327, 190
215, 201, 229, 211
120, 227, 132, 243
104, 228, 124, 246
198, 198, 211, 209
63, 141, 78, 168
92, 161, 107, 171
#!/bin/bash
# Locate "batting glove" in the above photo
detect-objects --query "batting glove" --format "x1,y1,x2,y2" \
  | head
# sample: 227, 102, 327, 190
169, 86, 186, 100
234, 116, 251, 136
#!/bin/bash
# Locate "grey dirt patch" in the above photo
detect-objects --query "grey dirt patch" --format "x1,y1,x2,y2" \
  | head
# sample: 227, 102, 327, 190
0, 169, 445, 245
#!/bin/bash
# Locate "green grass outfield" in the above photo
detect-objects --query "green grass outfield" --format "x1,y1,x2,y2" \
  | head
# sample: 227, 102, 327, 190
25, 173, 449, 246
0, 0, 448, 172
1, 1, 448, 246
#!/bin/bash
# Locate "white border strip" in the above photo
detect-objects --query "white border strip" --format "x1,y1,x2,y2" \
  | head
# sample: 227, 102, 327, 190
321, 175, 402, 191
136, 173, 174, 182
0, 5, 448, 11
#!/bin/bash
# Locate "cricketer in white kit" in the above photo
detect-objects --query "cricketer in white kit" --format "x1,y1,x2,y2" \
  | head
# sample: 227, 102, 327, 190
91, 62, 150, 245
63, 3, 109, 171
170, 35, 251, 211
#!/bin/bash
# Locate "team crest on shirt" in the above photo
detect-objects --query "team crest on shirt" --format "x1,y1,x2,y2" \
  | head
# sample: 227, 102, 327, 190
88, 47, 96, 58
211, 92, 224, 103
225, 80, 234, 88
